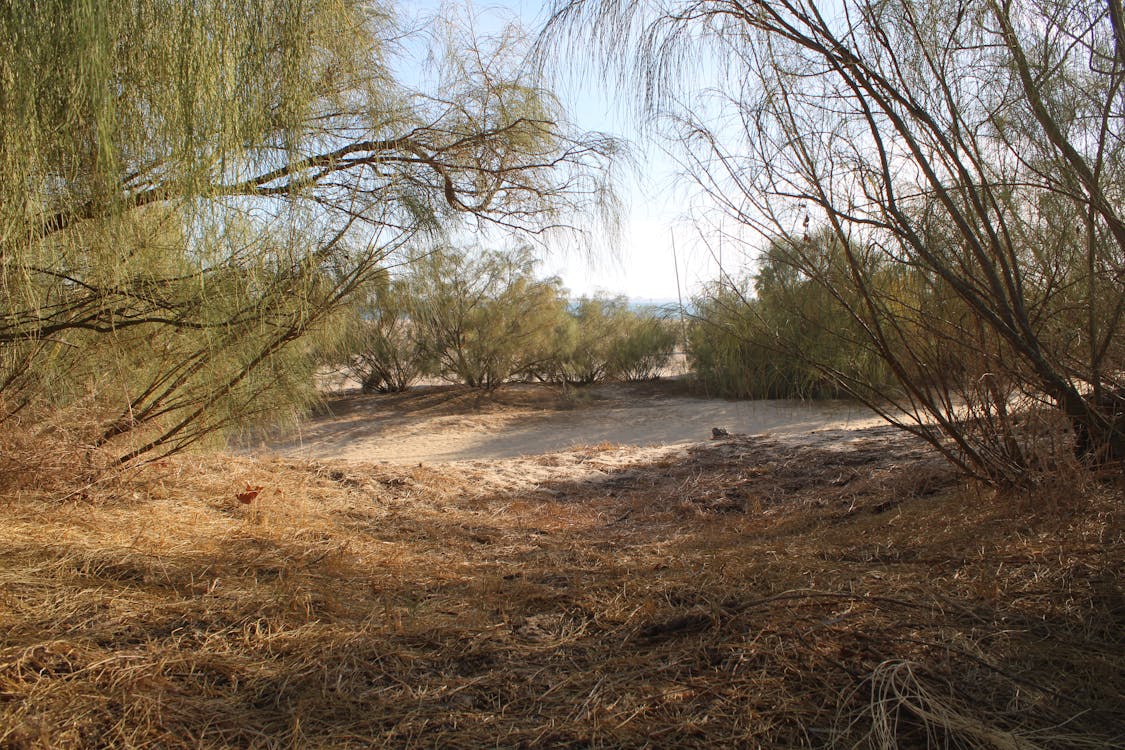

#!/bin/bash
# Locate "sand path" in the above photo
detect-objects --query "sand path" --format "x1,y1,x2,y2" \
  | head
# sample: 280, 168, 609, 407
248, 381, 886, 464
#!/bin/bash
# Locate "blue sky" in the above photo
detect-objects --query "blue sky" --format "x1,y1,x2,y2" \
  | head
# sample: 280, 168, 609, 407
400, 0, 726, 301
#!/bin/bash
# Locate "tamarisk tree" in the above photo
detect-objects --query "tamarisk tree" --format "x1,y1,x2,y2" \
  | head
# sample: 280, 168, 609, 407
0, 0, 615, 464
547, 0, 1125, 481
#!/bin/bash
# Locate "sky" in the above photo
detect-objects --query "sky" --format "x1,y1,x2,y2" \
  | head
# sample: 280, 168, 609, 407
402, 0, 729, 302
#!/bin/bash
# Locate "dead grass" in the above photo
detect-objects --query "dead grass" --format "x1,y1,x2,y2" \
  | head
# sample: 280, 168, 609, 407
0, 427, 1121, 748
0, 400, 114, 497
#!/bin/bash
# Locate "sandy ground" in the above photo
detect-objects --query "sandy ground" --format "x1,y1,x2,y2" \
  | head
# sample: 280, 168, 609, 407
245, 380, 887, 465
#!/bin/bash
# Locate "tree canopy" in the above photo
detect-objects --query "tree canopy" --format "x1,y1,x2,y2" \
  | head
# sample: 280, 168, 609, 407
0, 0, 615, 464
546, 0, 1125, 481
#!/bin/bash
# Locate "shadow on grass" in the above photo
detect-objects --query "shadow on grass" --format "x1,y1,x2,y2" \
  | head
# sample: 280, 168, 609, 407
1, 434, 1121, 748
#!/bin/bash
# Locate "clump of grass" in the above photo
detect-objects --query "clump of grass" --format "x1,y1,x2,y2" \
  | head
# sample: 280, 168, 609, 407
0, 428, 1120, 748
0, 399, 115, 496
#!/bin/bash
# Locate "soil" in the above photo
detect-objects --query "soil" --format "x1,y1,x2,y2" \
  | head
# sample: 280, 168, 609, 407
245, 380, 886, 464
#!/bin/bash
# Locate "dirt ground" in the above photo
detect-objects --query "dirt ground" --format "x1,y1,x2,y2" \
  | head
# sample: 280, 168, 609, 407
2, 381, 1121, 748
246, 380, 886, 464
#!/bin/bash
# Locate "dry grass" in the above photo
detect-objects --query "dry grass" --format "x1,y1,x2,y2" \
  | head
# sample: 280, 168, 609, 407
0, 400, 114, 497
0, 426, 1121, 748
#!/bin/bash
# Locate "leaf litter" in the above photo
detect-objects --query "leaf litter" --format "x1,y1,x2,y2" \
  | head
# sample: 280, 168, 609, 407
0, 419, 1121, 748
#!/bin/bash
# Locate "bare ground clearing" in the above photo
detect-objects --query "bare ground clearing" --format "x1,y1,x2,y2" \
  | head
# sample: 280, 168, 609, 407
246, 380, 886, 463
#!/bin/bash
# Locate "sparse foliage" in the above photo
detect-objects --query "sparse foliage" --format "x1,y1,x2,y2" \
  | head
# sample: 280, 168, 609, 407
549, 296, 623, 385
408, 246, 569, 388
336, 282, 677, 390
607, 310, 677, 382
547, 296, 675, 384
338, 272, 433, 394
547, 0, 1125, 481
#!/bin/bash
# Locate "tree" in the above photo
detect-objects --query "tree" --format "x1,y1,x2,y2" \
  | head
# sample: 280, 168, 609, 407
0, 0, 615, 464
336, 271, 434, 394
607, 308, 677, 382
551, 296, 622, 384
537, 295, 676, 385
689, 233, 893, 399
408, 245, 569, 388
546, 0, 1125, 481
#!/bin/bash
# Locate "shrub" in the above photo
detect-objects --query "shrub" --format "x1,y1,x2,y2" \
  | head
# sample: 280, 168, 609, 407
688, 235, 893, 399
608, 310, 677, 381
338, 275, 433, 393
409, 246, 569, 388
542, 296, 677, 385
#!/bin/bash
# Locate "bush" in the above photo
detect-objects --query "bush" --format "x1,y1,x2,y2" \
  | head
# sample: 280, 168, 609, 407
547, 296, 623, 384
337, 275, 433, 393
408, 246, 569, 388
335, 274, 680, 391
608, 310, 677, 381
541, 296, 676, 385
688, 235, 893, 399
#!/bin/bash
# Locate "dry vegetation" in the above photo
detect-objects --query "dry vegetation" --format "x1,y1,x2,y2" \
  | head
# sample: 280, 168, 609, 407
1, 426, 1121, 748
3, 2, 1121, 747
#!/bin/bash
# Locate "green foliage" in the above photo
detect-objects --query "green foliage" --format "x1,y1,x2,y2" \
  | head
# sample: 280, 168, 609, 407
688, 282, 775, 399
549, 296, 629, 384
689, 234, 893, 399
538, 295, 675, 385
0, 1, 614, 464
335, 273, 433, 394
408, 246, 568, 388
607, 310, 677, 382
336, 279, 678, 390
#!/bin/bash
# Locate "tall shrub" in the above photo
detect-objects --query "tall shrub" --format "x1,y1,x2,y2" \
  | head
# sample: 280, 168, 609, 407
409, 247, 569, 388
338, 274, 433, 393
547, 0, 1125, 480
